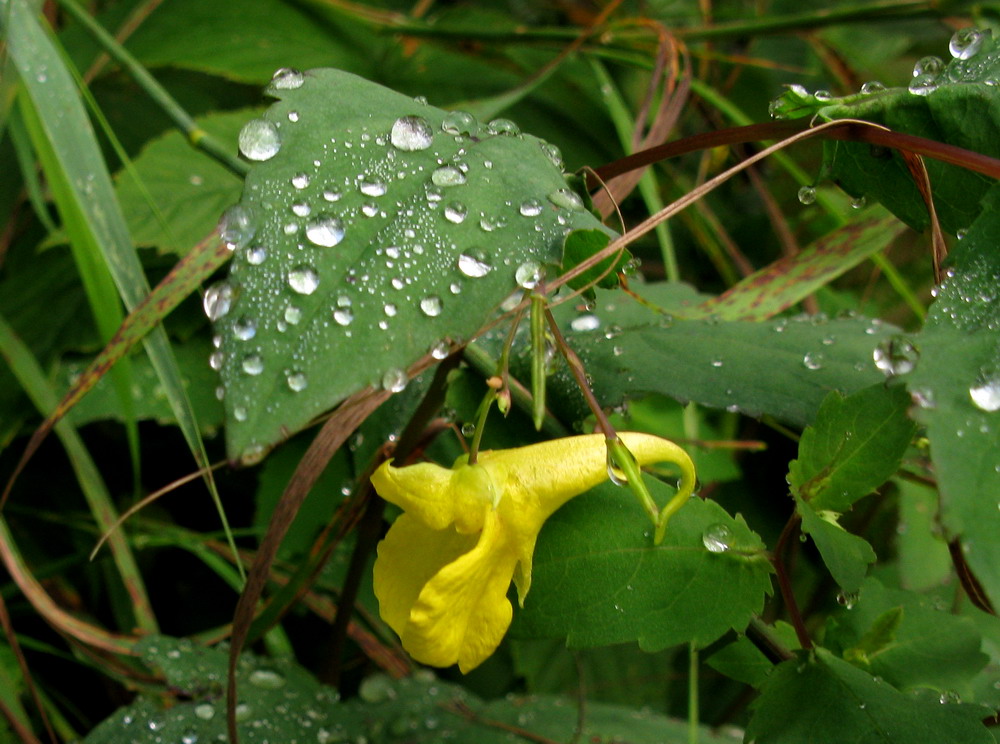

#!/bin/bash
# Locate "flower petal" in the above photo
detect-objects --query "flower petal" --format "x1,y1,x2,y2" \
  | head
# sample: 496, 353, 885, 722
402, 509, 519, 672
373, 513, 478, 637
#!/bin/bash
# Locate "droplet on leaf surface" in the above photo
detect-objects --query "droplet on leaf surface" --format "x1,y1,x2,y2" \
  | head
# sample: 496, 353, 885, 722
238, 119, 281, 161
702, 523, 734, 553
390, 115, 434, 151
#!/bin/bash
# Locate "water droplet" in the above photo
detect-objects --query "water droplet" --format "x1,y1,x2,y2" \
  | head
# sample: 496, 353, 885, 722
194, 704, 215, 720
803, 351, 824, 370
702, 523, 734, 553
333, 306, 354, 326
519, 198, 544, 217
443, 201, 468, 224
148, 719, 164, 731
361, 201, 379, 217
209, 350, 224, 371
292, 172, 311, 189
382, 368, 407, 393
431, 165, 466, 187
711, 358, 723, 368
203, 282, 234, 321
909, 74, 938, 96
850, 195, 867, 209
390, 115, 434, 151
539, 142, 563, 169
234, 703, 252, 722
323, 189, 342, 202
242, 354, 264, 375
873, 337, 919, 376
612, 345, 624, 356
383, 302, 397, 317
233, 406, 247, 422
860, 80, 885, 94
238, 119, 281, 161
910, 386, 935, 409
797, 185, 816, 205
358, 178, 387, 197
458, 253, 492, 277
246, 244, 267, 265
284, 305, 303, 325
570, 314, 600, 332
430, 340, 450, 359
487, 118, 520, 136
441, 110, 478, 136
836, 591, 859, 609
233, 316, 257, 341
288, 265, 320, 295
268, 67, 304, 92
939, 690, 962, 704
249, 669, 287, 689
606, 451, 628, 486
547, 188, 584, 210
306, 215, 345, 247
913, 55, 944, 77
218, 204, 255, 249
287, 110, 300, 122
970, 377, 1000, 412
515, 260, 544, 289
292, 201, 312, 217
420, 295, 443, 317
181, 731, 198, 744
949, 27, 986, 60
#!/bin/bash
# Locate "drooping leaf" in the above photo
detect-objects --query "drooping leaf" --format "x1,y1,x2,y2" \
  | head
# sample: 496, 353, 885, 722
511, 478, 772, 651
788, 383, 917, 513
561, 228, 630, 293
797, 495, 877, 593
706, 621, 801, 688
771, 28, 1000, 234
905, 186, 1000, 608
746, 648, 995, 744
215, 68, 610, 462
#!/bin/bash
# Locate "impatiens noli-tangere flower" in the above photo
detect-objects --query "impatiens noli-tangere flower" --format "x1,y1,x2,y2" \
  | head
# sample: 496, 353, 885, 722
370, 432, 696, 672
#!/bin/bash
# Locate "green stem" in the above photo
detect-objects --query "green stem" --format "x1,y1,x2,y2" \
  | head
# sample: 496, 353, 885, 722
467, 387, 496, 466
55, 0, 249, 177
688, 643, 699, 744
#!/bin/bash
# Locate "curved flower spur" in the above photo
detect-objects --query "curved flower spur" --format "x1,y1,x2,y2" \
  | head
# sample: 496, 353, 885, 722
370, 432, 696, 672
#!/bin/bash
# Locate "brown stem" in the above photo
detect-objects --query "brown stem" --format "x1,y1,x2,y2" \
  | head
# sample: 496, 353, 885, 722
772, 512, 813, 649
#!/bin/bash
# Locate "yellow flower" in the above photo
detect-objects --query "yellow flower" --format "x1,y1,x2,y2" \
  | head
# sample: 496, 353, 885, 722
371, 432, 695, 672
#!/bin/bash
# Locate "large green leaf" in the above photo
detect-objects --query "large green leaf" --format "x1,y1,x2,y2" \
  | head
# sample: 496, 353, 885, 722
905, 186, 1000, 608
84, 636, 740, 744
797, 496, 877, 593
771, 27, 1000, 234
215, 68, 609, 462
511, 479, 772, 651
746, 648, 995, 744
527, 284, 900, 429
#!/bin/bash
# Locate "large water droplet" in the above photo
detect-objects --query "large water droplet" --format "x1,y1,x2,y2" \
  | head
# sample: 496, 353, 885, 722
570, 314, 600, 332
288, 265, 320, 295
547, 188, 584, 210
246, 244, 267, 265
420, 295, 443, 317
284, 305, 302, 325
457, 253, 492, 277
305, 215, 345, 247
487, 118, 520, 136
873, 337, 919, 376
515, 260, 544, 289
249, 669, 287, 689
233, 316, 257, 341
970, 377, 1000, 412
702, 523, 734, 553
218, 205, 255, 249
209, 350, 224, 371
291, 172, 311, 189
382, 368, 408, 393
194, 704, 215, 720
443, 202, 467, 224
238, 119, 281, 161
333, 306, 354, 326
797, 186, 816, 205
203, 282, 234, 321
519, 199, 544, 217
909, 74, 938, 96
803, 351, 824, 370
913, 55, 944, 77
860, 80, 886, 94
358, 178, 387, 197
242, 354, 264, 375
291, 201, 312, 217
431, 165, 466, 187
430, 340, 450, 359
390, 116, 433, 151
949, 27, 986, 60
267, 67, 305, 92
441, 110, 478, 136
539, 142, 563, 169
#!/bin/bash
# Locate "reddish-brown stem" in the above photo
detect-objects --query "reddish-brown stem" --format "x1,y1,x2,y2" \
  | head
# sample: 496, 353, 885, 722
772, 512, 813, 649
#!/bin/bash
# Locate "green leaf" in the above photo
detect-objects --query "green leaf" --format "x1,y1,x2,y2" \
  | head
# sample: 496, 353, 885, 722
532, 283, 900, 429
511, 479, 772, 651
707, 621, 801, 688
895, 478, 953, 592
825, 578, 989, 699
788, 383, 917, 512
746, 648, 995, 744
905, 186, 1000, 608
797, 495, 876, 593
561, 228, 629, 292
772, 29, 1000, 234
216, 68, 609, 462
116, 109, 247, 256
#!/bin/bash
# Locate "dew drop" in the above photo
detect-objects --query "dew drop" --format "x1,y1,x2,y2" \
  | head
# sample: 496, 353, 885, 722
570, 314, 600, 332
358, 178, 387, 197
242, 354, 264, 375
860, 80, 885, 94
430, 340, 450, 359
539, 142, 563, 169
383, 302, 397, 317
547, 188, 584, 210
457, 253, 492, 277
390, 115, 434, 151
233, 316, 257, 341
284, 305, 302, 325
238, 119, 281, 161
291, 172, 311, 189
444, 202, 468, 224
194, 704, 215, 720
431, 165, 466, 187
323, 189, 342, 202
836, 591, 859, 609
234, 703, 252, 722
702, 523, 734, 553
233, 406, 247, 422
268, 67, 305, 92
797, 185, 817, 205
487, 118, 520, 136
802, 351, 824, 370
873, 337, 919, 376
306, 215, 345, 247
203, 282, 234, 321
813, 90, 832, 101
246, 244, 267, 265
913, 55, 944, 77
850, 195, 867, 209
420, 295, 443, 317
218, 204, 255, 249
382, 368, 408, 393
441, 110, 478, 136
209, 350, 224, 371
249, 669, 287, 689
361, 201, 379, 217
519, 199, 544, 217
949, 27, 986, 60
287, 110, 300, 122
515, 260, 544, 289
292, 201, 312, 217
970, 378, 1000, 412
288, 265, 320, 295
909, 74, 938, 96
